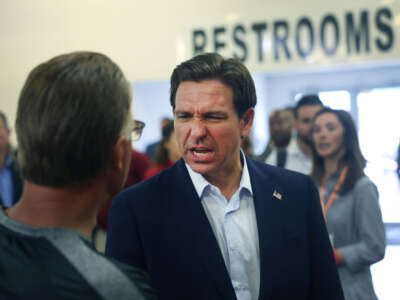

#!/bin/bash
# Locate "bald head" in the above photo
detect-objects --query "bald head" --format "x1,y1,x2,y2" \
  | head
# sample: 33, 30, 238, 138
269, 109, 293, 148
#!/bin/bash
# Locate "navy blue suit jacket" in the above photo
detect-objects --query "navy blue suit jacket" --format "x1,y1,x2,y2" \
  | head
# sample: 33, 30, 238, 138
106, 157, 344, 300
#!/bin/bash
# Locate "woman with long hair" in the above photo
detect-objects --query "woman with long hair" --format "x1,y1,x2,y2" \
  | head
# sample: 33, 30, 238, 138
311, 107, 386, 300
144, 120, 180, 179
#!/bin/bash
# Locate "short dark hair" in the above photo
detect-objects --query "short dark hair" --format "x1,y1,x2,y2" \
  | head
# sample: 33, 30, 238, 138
0, 111, 8, 129
170, 53, 257, 118
16, 52, 131, 186
311, 108, 366, 194
295, 95, 323, 118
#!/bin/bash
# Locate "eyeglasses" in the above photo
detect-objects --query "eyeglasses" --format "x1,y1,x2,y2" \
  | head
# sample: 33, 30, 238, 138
131, 120, 145, 141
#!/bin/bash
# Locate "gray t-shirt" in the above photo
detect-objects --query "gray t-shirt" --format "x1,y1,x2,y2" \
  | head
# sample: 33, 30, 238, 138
0, 208, 158, 300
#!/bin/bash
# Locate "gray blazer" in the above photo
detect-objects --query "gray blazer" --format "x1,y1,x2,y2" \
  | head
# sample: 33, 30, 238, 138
322, 174, 386, 300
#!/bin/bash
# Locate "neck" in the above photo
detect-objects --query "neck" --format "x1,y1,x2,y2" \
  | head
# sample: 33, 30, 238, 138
6, 181, 110, 237
205, 155, 243, 202
297, 137, 312, 157
322, 147, 346, 181
323, 158, 339, 180
323, 153, 346, 181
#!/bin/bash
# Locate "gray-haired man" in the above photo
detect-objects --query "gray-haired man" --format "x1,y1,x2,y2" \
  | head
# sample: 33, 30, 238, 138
0, 52, 157, 300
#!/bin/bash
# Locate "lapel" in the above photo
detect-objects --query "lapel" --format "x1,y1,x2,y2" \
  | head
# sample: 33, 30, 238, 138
168, 159, 237, 300
246, 157, 284, 300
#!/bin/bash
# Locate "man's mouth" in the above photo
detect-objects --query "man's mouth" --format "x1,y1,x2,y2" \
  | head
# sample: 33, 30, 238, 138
189, 147, 214, 161
193, 150, 210, 157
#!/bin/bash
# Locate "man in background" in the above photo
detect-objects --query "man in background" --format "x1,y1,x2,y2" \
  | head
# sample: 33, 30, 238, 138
258, 109, 293, 165
0, 52, 156, 300
290, 95, 323, 174
0, 111, 23, 207
265, 95, 322, 174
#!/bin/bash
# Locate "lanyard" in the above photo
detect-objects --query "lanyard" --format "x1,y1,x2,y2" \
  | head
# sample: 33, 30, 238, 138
319, 165, 348, 221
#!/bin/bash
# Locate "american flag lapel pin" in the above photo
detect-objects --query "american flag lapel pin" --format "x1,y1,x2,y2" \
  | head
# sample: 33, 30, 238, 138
273, 190, 282, 200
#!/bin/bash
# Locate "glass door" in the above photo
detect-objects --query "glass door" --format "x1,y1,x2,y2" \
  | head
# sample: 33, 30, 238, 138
357, 88, 400, 223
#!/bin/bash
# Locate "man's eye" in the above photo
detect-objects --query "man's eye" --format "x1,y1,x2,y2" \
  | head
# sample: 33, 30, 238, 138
176, 113, 191, 119
206, 115, 226, 120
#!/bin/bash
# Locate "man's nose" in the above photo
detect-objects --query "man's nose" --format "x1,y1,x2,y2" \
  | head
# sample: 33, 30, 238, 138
189, 120, 207, 140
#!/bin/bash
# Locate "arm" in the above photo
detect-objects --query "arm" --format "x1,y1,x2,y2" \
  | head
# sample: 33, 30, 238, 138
307, 177, 344, 300
105, 191, 147, 270
337, 178, 386, 273
115, 261, 159, 300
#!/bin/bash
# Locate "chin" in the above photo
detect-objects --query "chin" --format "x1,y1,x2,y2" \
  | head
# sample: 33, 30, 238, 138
187, 162, 213, 176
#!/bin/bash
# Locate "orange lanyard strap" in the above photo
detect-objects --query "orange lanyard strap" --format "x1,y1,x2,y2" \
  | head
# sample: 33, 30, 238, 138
319, 165, 348, 221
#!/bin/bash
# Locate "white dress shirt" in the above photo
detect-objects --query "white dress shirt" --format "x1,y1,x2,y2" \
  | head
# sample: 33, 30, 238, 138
265, 137, 312, 175
185, 152, 260, 300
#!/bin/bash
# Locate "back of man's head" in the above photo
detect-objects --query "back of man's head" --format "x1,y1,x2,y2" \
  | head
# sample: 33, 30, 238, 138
295, 95, 323, 118
16, 52, 131, 187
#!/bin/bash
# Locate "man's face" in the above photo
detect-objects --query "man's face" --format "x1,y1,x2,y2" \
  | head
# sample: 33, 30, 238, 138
0, 118, 10, 153
295, 105, 322, 145
174, 80, 253, 181
269, 112, 292, 147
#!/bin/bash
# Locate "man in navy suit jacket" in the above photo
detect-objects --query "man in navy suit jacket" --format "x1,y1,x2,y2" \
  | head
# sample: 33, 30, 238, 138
106, 53, 344, 300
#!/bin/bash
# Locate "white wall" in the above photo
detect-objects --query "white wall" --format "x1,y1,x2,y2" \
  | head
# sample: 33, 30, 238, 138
1, 0, 400, 146
1, 0, 182, 143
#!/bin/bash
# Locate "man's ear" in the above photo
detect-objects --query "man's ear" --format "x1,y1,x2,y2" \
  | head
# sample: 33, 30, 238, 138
240, 108, 255, 137
107, 135, 131, 196
111, 136, 129, 171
